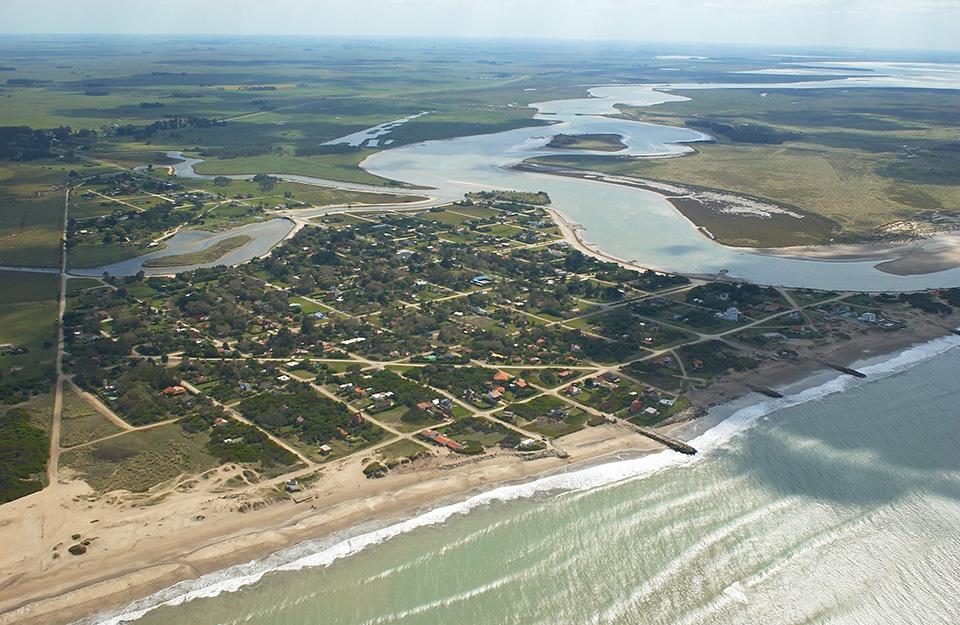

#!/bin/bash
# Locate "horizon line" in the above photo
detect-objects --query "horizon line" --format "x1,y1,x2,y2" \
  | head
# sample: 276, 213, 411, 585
0, 33, 957, 55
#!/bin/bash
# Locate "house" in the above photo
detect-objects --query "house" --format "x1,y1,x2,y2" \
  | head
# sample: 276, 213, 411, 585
213, 417, 229, 427
717, 307, 743, 322
653, 355, 673, 367
643, 407, 659, 416
471, 275, 493, 286
630, 399, 643, 414
879, 319, 906, 331
492, 371, 510, 383
319, 444, 333, 455
858, 312, 879, 324
420, 429, 463, 451
160, 385, 187, 396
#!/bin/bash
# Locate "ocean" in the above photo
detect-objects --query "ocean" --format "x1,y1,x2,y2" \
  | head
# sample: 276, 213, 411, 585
88, 336, 960, 625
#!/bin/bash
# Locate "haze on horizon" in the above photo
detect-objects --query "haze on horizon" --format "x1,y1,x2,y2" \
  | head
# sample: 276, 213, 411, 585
0, 0, 958, 52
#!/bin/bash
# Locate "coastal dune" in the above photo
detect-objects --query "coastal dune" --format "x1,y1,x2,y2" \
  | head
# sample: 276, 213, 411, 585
5, 317, 960, 625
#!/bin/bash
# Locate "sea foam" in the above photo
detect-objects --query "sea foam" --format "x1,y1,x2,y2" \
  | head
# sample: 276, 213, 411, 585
79, 331, 960, 625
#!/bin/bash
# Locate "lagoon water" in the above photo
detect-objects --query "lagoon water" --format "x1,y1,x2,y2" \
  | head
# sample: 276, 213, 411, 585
161, 63, 960, 290
71, 218, 295, 277
70, 60, 960, 625
88, 335, 960, 625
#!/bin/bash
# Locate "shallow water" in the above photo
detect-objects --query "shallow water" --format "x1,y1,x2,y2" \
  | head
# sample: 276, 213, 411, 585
71, 218, 295, 277
361, 77, 960, 291
164, 62, 960, 290
85, 334, 960, 625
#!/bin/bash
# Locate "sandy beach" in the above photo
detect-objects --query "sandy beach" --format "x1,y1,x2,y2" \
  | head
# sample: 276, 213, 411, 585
529, 164, 960, 278
5, 308, 955, 625
3, 195, 959, 625
756, 233, 960, 276
4, 210, 957, 625
0, 424, 669, 625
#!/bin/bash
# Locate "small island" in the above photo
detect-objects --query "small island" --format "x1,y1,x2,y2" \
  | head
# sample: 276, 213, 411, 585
142, 235, 252, 268
546, 133, 627, 152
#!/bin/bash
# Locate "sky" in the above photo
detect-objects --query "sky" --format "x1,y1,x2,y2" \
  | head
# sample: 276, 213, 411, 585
0, 0, 958, 51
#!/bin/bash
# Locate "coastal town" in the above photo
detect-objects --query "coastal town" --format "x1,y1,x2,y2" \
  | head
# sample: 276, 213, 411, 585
5, 167, 960, 625
0, 23, 957, 625
37, 182, 960, 504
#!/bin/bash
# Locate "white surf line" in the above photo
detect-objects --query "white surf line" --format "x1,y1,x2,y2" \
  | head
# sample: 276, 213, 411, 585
81, 330, 960, 625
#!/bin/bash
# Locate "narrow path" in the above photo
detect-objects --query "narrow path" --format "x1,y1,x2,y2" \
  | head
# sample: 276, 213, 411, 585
61, 418, 180, 451
179, 380, 316, 467
66, 378, 133, 431
288, 371, 435, 452
46, 188, 71, 485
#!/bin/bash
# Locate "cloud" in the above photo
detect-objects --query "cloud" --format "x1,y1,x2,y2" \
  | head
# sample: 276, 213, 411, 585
0, 0, 958, 51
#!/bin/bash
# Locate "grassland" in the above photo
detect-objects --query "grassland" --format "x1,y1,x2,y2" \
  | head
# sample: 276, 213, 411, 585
192, 150, 396, 186
59, 422, 219, 493
0, 163, 68, 267
546, 133, 627, 152
67, 242, 153, 269
532, 88, 960, 245
59, 387, 123, 448
0, 271, 58, 400
142, 235, 251, 268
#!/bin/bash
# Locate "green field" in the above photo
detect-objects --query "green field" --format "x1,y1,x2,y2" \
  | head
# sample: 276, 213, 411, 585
142, 235, 251, 268
533, 88, 960, 245
59, 422, 218, 493
59, 387, 123, 448
0, 271, 58, 401
546, 133, 627, 152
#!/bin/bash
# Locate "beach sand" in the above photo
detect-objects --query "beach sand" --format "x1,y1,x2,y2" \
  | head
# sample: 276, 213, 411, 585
4, 203, 960, 625
531, 164, 960, 277
4, 311, 957, 625
756, 233, 960, 277
0, 425, 666, 625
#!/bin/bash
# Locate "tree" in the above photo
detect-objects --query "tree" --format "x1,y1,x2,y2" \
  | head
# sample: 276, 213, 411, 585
213, 176, 231, 187
252, 173, 277, 192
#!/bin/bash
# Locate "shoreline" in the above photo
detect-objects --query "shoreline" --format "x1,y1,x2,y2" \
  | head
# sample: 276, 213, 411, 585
521, 163, 960, 278
0, 426, 671, 625
4, 313, 959, 625
6, 120, 960, 625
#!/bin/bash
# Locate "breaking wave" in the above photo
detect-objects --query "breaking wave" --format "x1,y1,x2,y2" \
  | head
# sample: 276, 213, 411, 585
79, 331, 960, 625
